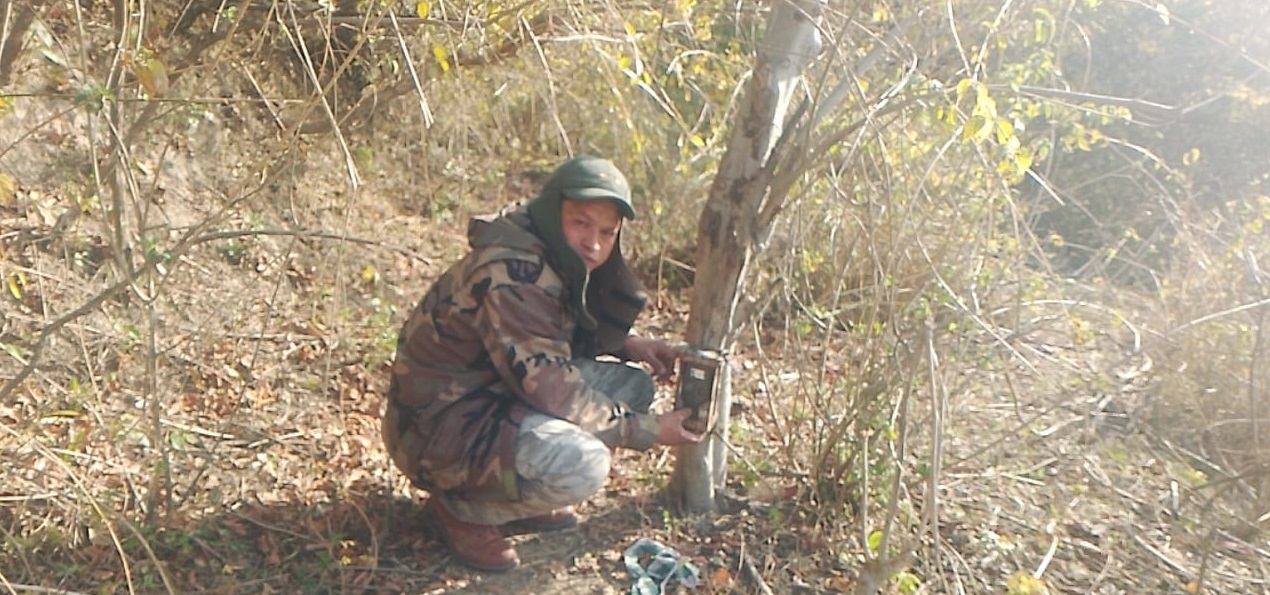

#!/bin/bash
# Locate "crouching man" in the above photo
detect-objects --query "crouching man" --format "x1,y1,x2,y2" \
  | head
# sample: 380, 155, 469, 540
382, 155, 703, 571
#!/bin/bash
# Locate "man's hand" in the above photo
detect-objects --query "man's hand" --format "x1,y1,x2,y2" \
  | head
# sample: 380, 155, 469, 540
655, 408, 706, 446
622, 335, 679, 382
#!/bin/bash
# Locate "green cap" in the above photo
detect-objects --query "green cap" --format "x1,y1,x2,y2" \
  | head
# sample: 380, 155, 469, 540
540, 155, 636, 219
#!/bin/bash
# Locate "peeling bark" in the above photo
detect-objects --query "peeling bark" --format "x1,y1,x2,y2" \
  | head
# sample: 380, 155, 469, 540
670, 0, 825, 514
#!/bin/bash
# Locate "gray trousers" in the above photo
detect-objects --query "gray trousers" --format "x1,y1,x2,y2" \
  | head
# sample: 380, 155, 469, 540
442, 360, 655, 525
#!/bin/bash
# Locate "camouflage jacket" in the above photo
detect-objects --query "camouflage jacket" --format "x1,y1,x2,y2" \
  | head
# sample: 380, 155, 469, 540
384, 206, 659, 502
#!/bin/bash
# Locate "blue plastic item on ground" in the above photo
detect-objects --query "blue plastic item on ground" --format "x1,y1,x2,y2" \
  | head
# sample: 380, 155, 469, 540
623, 537, 700, 594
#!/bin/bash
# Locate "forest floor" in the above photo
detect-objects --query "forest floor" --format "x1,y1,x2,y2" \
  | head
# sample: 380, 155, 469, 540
2, 90, 1268, 595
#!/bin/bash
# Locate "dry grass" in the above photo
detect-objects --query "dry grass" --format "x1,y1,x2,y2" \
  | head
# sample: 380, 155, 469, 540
3, 2, 1270, 595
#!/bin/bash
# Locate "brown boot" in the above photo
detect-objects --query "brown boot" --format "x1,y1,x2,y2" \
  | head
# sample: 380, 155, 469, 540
423, 499, 518, 572
501, 506, 579, 536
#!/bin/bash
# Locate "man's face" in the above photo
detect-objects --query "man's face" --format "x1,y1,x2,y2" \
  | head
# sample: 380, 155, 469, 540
560, 198, 622, 273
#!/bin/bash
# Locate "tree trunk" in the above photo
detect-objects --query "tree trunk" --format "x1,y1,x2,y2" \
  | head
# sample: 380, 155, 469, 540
670, 0, 825, 514
0, 0, 43, 87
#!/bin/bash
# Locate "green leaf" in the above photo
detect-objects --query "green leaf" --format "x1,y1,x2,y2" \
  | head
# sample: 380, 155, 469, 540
894, 571, 922, 595
0, 333, 27, 358
169, 429, 192, 451
867, 530, 884, 553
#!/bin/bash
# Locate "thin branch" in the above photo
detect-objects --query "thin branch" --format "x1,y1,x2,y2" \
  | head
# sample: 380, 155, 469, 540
0, 585, 91, 595
277, 2, 361, 189
1131, 533, 1197, 581
292, 6, 552, 135
811, 12, 923, 128
386, 9, 433, 129
191, 228, 434, 264
1007, 84, 1180, 120
739, 546, 775, 595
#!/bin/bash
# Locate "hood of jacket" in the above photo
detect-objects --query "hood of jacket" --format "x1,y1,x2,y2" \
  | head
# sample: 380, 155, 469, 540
466, 202, 648, 357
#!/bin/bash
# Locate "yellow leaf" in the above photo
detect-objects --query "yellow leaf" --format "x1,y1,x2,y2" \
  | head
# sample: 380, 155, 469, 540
44, 409, 83, 419
689, 134, 705, 148
962, 115, 988, 142
360, 264, 379, 285
974, 85, 998, 119
0, 173, 15, 205
995, 118, 1015, 144
1184, 581, 1200, 594
1006, 572, 1048, 595
955, 78, 974, 103
1015, 148, 1035, 172
6, 272, 25, 300
432, 45, 450, 73
145, 60, 169, 97
623, 21, 637, 38
415, 0, 429, 18
1183, 147, 1201, 166
130, 51, 169, 97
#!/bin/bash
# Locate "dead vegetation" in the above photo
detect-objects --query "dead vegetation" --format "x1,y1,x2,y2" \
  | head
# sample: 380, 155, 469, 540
3, 1, 1270, 594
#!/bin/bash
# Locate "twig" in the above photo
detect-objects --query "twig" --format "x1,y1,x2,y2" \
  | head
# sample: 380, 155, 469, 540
1088, 547, 1114, 592
232, 509, 308, 539
1215, 528, 1270, 560
1033, 534, 1059, 578
738, 546, 774, 595
1131, 533, 1196, 581
245, 430, 306, 450
0, 423, 136, 595
0, 493, 58, 503
0, 585, 91, 595
191, 228, 432, 264
238, 64, 287, 131
0, 264, 158, 403
158, 418, 240, 441
174, 330, 327, 342
924, 324, 943, 573
386, 9, 433, 129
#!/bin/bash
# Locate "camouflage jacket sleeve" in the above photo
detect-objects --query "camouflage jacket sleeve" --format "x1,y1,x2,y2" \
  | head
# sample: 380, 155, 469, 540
472, 261, 660, 451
